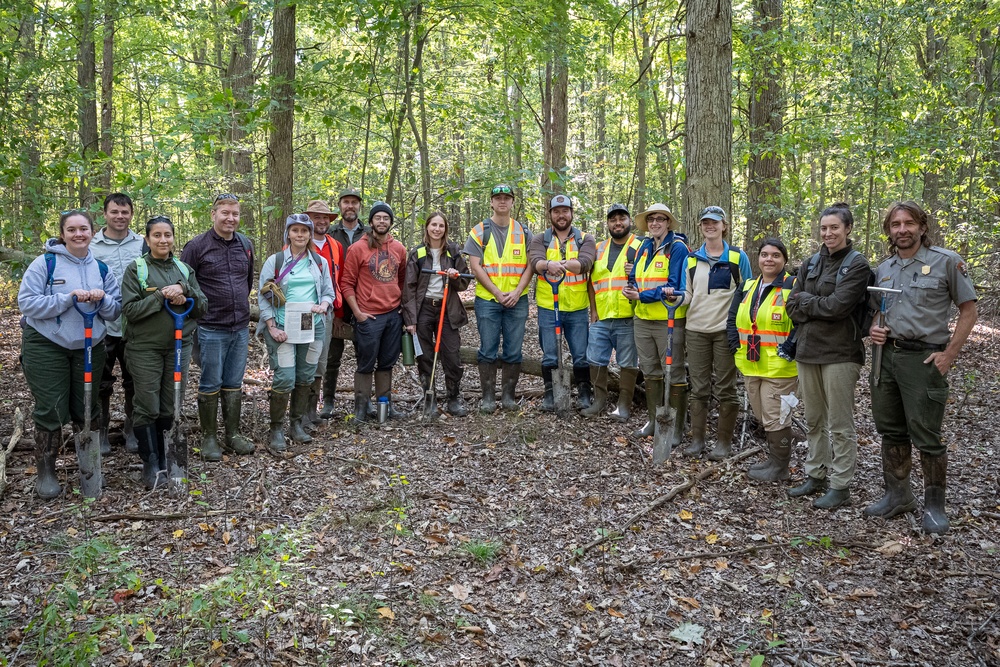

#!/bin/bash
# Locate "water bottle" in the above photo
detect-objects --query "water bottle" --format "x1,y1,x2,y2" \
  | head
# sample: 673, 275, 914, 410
401, 332, 415, 366
377, 396, 390, 423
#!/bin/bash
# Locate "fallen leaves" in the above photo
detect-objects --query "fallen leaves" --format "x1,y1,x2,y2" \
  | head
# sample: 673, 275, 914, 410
448, 583, 470, 601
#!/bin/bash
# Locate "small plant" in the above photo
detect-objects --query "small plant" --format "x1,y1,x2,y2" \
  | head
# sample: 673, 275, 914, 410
460, 539, 503, 564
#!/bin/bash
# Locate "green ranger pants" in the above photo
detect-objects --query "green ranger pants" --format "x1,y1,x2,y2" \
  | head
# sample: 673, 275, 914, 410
21, 326, 106, 432
125, 342, 193, 426
870, 344, 949, 457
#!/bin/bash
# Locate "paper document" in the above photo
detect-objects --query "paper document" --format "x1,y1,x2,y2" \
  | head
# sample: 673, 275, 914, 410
284, 302, 315, 344
413, 335, 423, 357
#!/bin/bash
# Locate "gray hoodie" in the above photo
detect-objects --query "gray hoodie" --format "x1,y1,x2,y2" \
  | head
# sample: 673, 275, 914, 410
18, 238, 123, 350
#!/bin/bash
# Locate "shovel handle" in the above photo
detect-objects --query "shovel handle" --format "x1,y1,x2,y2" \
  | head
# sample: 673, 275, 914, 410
662, 297, 680, 367
166, 298, 194, 381
421, 269, 475, 279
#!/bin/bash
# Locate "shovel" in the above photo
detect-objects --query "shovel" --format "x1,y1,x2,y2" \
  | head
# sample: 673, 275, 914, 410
868, 286, 902, 387
72, 295, 104, 499
419, 268, 475, 421
544, 274, 573, 413
653, 298, 679, 465
163, 298, 195, 492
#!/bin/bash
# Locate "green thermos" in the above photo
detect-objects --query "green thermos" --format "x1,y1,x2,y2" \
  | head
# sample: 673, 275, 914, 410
401, 331, 415, 366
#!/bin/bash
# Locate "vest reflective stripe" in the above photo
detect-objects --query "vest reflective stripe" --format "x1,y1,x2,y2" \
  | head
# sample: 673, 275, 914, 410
734, 275, 796, 378
592, 235, 640, 320
633, 242, 688, 321
474, 221, 528, 301
536, 231, 589, 312
686, 248, 743, 289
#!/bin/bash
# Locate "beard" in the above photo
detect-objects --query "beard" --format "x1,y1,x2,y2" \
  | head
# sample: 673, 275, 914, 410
609, 225, 631, 240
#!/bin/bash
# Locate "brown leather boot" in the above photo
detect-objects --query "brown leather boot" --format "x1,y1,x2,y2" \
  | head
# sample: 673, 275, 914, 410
863, 441, 917, 519
682, 399, 709, 457
707, 402, 739, 461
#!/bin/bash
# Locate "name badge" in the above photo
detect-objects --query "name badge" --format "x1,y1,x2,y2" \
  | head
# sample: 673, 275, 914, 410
52, 279, 66, 285
655, 261, 664, 269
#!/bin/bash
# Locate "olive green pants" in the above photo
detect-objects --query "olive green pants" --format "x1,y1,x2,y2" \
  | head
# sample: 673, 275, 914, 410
870, 345, 949, 457
126, 342, 193, 426
22, 326, 106, 432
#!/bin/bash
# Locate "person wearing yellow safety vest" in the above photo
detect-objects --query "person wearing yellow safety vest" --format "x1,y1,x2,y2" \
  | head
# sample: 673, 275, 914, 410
582, 204, 641, 420
622, 203, 690, 440
529, 194, 598, 411
463, 184, 535, 413
681, 206, 752, 460
726, 238, 798, 482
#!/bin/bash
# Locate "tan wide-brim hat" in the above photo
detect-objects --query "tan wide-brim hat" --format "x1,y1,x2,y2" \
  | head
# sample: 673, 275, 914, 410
634, 203, 678, 232
303, 199, 338, 220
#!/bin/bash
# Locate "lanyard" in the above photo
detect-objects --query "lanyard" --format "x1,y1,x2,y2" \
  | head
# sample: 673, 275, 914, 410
277, 251, 307, 282
749, 279, 768, 334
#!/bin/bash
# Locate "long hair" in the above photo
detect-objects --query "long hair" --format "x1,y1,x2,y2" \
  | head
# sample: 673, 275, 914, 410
422, 210, 450, 249
882, 201, 932, 253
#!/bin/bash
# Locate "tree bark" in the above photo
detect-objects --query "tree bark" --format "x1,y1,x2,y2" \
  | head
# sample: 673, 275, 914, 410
633, 9, 652, 215
19, 9, 45, 244
223, 8, 257, 243
99, 2, 115, 194
682, 0, 733, 235
76, 0, 99, 208
266, 0, 295, 256
541, 0, 569, 207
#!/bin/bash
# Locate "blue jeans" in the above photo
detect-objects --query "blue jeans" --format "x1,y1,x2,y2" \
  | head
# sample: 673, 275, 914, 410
197, 326, 250, 393
263, 319, 326, 393
537, 306, 589, 369
586, 317, 637, 368
475, 296, 529, 364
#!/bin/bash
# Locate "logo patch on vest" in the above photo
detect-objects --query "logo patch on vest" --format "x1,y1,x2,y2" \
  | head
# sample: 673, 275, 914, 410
772, 312, 782, 321
513, 249, 521, 256
655, 261, 663, 268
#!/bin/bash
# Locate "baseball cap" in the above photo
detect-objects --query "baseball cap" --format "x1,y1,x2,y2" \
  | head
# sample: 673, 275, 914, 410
549, 194, 573, 210
699, 205, 727, 222
490, 184, 514, 198
607, 203, 629, 218
338, 187, 361, 202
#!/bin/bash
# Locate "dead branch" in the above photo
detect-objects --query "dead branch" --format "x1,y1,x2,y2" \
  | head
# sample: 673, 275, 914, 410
0, 408, 25, 497
91, 508, 235, 522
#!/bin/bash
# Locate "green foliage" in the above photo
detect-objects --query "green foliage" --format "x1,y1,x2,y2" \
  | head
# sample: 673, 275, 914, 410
459, 539, 503, 564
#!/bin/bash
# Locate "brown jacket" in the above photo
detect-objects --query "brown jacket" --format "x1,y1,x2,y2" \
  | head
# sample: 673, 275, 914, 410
402, 242, 471, 330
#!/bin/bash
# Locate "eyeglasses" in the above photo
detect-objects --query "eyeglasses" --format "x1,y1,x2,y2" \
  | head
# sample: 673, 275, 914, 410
647, 216, 669, 223
491, 185, 513, 196
61, 208, 87, 216
214, 193, 239, 203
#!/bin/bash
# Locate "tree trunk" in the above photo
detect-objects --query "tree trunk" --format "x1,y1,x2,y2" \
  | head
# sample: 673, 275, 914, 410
223, 9, 257, 243
19, 10, 45, 244
633, 17, 651, 216
76, 0, 98, 208
266, 0, 295, 256
682, 0, 733, 235
541, 0, 569, 206
99, 2, 115, 194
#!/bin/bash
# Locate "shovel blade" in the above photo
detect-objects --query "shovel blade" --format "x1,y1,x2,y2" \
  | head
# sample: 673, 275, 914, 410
75, 430, 103, 499
652, 409, 675, 465
163, 429, 188, 493
553, 365, 573, 413
422, 390, 438, 422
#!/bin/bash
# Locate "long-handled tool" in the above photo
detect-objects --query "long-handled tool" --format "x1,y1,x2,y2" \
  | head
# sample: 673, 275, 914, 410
72, 295, 104, 499
419, 268, 475, 421
868, 286, 902, 386
653, 298, 680, 465
543, 274, 572, 412
163, 298, 195, 492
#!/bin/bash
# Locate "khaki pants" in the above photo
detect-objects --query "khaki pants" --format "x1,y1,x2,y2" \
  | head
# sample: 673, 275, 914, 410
745, 376, 798, 432
634, 317, 686, 384
687, 329, 738, 406
798, 361, 861, 490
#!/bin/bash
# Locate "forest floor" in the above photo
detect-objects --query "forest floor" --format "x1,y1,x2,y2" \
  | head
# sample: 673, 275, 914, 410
1, 302, 999, 667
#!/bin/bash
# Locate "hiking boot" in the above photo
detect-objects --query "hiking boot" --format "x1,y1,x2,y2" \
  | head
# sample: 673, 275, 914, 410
479, 362, 498, 414
99, 394, 111, 456
446, 379, 468, 417
353, 372, 373, 424
683, 399, 709, 457
611, 368, 638, 422
268, 390, 289, 451
34, 429, 62, 499
197, 392, 223, 461
633, 377, 663, 438
574, 366, 593, 410
123, 392, 138, 453
320, 362, 340, 419
707, 402, 738, 461
221, 388, 255, 454
540, 367, 556, 413
289, 384, 314, 444
814, 487, 851, 510
581, 366, 608, 418
500, 362, 520, 411
748, 428, 792, 482
864, 441, 917, 519
788, 476, 827, 497
134, 423, 161, 491
921, 452, 949, 535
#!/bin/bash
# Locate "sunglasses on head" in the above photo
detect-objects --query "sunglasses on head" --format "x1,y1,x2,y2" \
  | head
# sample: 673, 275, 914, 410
148, 215, 172, 225
491, 185, 513, 196
288, 213, 311, 224
214, 193, 239, 203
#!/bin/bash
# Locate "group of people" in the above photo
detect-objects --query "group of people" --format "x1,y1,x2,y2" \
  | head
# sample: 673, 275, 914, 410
17, 187, 976, 536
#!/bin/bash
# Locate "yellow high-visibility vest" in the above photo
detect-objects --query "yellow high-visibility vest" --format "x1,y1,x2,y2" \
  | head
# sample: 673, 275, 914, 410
734, 273, 797, 378
633, 237, 689, 321
591, 235, 641, 320
471, 219, 528, 302
536, 228, 589, 312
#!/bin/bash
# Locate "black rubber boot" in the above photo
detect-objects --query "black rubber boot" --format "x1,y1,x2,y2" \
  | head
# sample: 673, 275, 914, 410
353, 372, 372, 424
540, 366, 556, 413
446, 379, 468, 416
632, 377, 663, 438
611, 368, 638, 422
479, 362, 498, 414
500, 362, 520, 411
134, 423, 161, 490
320, 362, 340, 419
921, 452, 949, 535
269, 390, 289, 451
289, 384, 314, 443
221, 389, 255, 454
581, 366, 608, 418
197, 392, 223, 461
683, 399, 709, 457
574, 366, 593, 410
124, 392, 138, 453
864, 441, 917, 519
788, 476, 827, 497
708, 401, 738, 461
34, 429, 62, 499
748, 428, 792, 482
667, 384, 689, 450
99, 394, 111, 456
814, 487, 851, 510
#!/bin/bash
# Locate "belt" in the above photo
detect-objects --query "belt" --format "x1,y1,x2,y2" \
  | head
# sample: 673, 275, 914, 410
886, 337, 946, 352
429, 298, 444, 308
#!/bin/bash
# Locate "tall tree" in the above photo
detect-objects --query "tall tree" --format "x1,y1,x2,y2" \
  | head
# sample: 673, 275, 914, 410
99, 0, 115, 194
541, 0, 569, 203
76, 0, 99, 207
266, 0, 295, 255
222, 8, 257, 239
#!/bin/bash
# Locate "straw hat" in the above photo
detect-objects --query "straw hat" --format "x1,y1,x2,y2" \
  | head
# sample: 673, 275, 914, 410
634, 203, 678, 232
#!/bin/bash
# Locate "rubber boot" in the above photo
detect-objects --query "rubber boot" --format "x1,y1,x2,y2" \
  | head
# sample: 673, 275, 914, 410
611, 368, 638, 422
124, 392, 138, 453
581, 366, 608, 418
921, 452, 949, 535
708, 402, 738, 461
668, 384, 689, 451
197, 392, 223, 462
374, 369, 399, 419
479, 362, 498, 414
302, 377, 323, 433
683, 399, 709, 457
788, 476, 827, 497
221, 389, 255, 454
353, 372, 372, 423
268, 390, 289, 451
99, 394, 111, 456
540, 367, 556, 413
500, 362, 520, 411
748, 428, 793, 482
574, 366, 593, 410
155, 416, 173, 476
633, 377, 663, 438
320, 362, 340, 419
814, 487, 851, 510
289, 384, 314, 443
446, 379, 468, 417
34, 429, 62, 499
134, 423, 160, 490
863, 441, 917, 519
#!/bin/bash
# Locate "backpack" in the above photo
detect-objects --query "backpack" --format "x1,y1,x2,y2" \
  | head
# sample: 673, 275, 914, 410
134, 255, 190, 291
805, 249, 876, 334
541, 227, 585, 260
273, 248, 326, 282
43, 252, 110, 325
